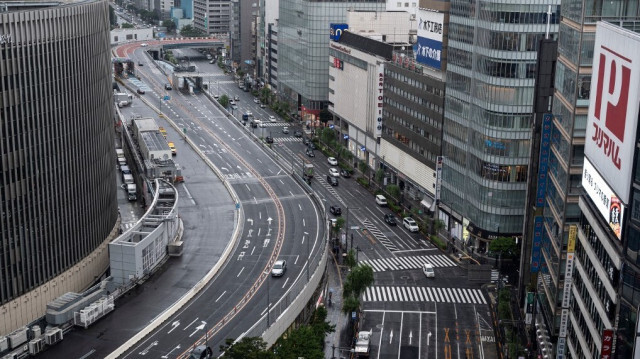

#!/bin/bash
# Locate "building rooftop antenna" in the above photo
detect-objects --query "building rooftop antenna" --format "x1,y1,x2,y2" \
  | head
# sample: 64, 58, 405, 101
545, 5, 552, 39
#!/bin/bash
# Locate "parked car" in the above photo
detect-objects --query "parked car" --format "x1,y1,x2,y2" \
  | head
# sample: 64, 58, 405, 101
308, 142, 316, 150
330, 205, 342, 215
260, 103, 266, 108
269, 115, 277, 122
329, 168, 340, 177
403, 217, 419, 232
306, 149, 315, 157
340, 169, 351, 178
265, 136, 274, 144
327, 176, 339, 186
384, 213, 397, 226
328, 157, 338, 166
271, 260, 287, 277
303, 137, 310, 145
375, 195, 388, 206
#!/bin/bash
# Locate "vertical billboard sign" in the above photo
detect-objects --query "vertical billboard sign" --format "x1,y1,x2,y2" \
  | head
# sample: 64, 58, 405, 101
585, 22, 640, 203
374, 63, 384, 138
601, 329, 614, 359
530, 216, 543, 273
435, 156, 443, 202
537, 113, 553, 207
582, 158, 625, 239
416, 9, 444, 70
330, 24, 349, 41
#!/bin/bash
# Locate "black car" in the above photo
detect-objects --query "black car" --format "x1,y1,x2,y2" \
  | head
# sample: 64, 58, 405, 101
308, 142, 316, 150
294, 130, 303, 137
302, 137, 310, 145
330, 205, 342, 215
137, 88, 145, 94
326, 175, 338, 186
164, 83, 172, 90
384, 213, 397, 225
306, 149, 315, 157
265, 136, 274, 144
340, 169, 351, 178
138, 62, 144, 66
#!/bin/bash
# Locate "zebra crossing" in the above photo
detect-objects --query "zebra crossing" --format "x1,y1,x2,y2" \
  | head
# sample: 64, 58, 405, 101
362, 286, 486, 305
362, 219, 398, 252
273, 137, 302, 143
121, 222, 137, 230
359, 254, 456, 273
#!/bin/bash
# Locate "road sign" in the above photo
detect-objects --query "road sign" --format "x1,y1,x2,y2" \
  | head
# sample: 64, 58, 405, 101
350, 226, 360, 230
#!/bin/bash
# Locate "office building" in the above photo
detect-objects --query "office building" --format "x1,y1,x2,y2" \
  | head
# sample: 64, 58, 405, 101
531, 2, 640, 356
278, 0, 386, 117
439, 1, 560, 250
230, 0, 258, 72
193, 0, 231, 35
0, 0, 119, 335
257, 0, 279, 88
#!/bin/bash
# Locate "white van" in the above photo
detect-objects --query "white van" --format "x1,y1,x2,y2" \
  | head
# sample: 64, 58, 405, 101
375, 195, 387, 206
422, 263, 435, 278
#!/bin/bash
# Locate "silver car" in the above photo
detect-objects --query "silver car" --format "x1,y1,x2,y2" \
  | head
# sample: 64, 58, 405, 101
271, 260, 287, 277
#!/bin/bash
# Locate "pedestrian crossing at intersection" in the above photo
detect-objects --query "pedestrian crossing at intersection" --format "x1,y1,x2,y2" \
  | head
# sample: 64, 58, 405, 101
362, 219, 398, 252
359, 254, 456, 272
274, 137, 302, 143
362, 286, 486, 305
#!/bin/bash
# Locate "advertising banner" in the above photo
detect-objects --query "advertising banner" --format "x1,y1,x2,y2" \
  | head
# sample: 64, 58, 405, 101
330, 23, 348, 41
374, 63, 384, 138
416, 9, 444, 70
537, 114, 553, 207
582, 158, 625, 240
530, 216, 543, 273
585, 22, 640, 203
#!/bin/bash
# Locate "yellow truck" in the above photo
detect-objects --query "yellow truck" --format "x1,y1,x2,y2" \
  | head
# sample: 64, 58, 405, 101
168, 141, 176, 155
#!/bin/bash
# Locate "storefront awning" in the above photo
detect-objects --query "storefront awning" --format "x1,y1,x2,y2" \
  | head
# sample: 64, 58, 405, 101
420, 197, 435, 212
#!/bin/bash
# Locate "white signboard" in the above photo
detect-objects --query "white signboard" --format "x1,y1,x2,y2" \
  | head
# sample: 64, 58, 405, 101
415, 9, 444, 69
561, 253, 575, 308
374, 63, 384, 138
582, 158, 625, 240
585, 22, 640, 203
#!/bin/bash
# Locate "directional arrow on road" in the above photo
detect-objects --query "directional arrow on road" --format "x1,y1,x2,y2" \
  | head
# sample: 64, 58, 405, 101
220, 167, 229, 172
167, 321, 180, 334
266, 228, 272, 237
161, 345, 181, 358
236, 165, 242, 171
247, 229, 253, 237
189, 321, 207, 337
427, 331, 432, 346
138, 341, 158, 355
409, 331, 413, 345
389, 330, 394, 344
247, 219, 253, 226
267, 217, 273, 225
263, 238, 270, 247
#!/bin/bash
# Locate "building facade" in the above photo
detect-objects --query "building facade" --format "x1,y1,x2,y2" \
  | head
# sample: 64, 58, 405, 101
278, 0, 386, 115
534, 1, 640, 354
193, 0, 231, 35
0, 0, 119, 335
440, 1, 560, 250
229, 0, 258, 72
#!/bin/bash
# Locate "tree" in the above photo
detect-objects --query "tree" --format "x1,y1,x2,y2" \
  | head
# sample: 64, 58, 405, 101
180, 25, 206, 37
219, 94, 229, 108
109, 6, 117, 28
344, 249, 357, 269
341, 295, 360, 316
359, 161, 369, 176
347, 264, 374, 297
319, 108, 332, 124
121, 22, 134, 29
489, 236, 518, 258
431, 219, 445, 235
219, 337, 274, 359
275, 326, 324, 359
375, 168, 384, 183
162, 19, 177, 33
386, 184, 401, 201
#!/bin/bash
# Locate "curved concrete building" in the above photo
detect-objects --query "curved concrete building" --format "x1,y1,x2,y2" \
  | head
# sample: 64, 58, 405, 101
0, 0, 118, 334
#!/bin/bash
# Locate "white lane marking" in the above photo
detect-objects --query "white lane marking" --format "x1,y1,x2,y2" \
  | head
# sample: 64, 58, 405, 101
183, 317, 198, 331
282, 277, 290, 289
237, 267, 244, 277
294, 255, 299, 264
215, 291, 227, 302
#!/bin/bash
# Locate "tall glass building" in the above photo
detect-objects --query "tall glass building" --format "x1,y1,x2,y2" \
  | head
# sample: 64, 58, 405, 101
278, 0, 386, 114
440, 1, 560, 249
0, 0, 118, 335
535, 1, 640, 355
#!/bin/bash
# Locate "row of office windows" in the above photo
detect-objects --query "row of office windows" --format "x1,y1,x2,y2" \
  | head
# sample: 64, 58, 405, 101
384, 69, 445, 98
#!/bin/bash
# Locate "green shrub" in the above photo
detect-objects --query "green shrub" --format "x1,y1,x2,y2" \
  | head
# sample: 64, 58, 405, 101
357, 177, 370, 188
430, 235, 448, 250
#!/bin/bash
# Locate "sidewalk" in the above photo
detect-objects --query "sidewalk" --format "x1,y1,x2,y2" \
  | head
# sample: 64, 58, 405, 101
324, 250, 353, 359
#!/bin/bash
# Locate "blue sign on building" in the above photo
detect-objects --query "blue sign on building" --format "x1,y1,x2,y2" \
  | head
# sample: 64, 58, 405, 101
536, 113, 553, 208
530, 216, 544, 273
330, 24, 348, 41
415, 36, 442, 70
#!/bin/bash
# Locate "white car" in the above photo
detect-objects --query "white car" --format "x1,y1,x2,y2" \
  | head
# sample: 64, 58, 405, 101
329, 168, 340, 177
403, 217, 419, 232
271, 260, 287, 277
229, 100, 235, 105
246, 111, 253, 117
253, 98, 261, 104
328, 157, 338, 166
269, 115, 277, 122
422, 263, 435, 278
140, 43, 148, 47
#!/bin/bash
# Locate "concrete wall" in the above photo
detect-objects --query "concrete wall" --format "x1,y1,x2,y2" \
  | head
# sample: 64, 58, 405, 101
111, 28, 154, 45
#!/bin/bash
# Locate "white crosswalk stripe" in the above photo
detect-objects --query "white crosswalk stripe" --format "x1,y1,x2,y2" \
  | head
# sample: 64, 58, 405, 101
360, 254, 457, 272
274, 137, 302, 142
260, 122, 287, 127
223, 172, 254, 180
362, 219, 398, 252
362, 286, 486, 304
